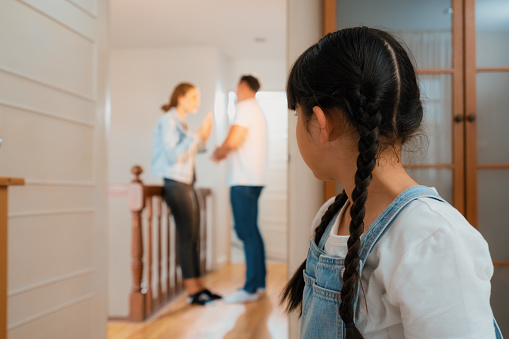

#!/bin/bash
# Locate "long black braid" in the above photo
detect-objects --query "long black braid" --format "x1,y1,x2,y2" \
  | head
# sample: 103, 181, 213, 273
282, 26, 422, 339
339, 91, 382, 338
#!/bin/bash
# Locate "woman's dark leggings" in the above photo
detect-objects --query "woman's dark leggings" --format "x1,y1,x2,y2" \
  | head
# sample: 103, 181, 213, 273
163, 179, 201, 279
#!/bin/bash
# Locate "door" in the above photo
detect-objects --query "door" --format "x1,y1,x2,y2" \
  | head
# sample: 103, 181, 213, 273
0, 0, 109, 338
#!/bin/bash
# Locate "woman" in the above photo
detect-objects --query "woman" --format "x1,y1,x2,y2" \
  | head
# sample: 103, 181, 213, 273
151, 82, 221, 305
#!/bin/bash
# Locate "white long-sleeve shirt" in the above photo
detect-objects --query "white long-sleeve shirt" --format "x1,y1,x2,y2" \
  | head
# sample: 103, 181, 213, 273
313, 190, 497, 338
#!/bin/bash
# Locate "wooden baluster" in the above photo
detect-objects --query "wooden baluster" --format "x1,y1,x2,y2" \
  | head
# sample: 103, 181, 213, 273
127, 166, 146, 321
166, 206, 172, 299
156, 196, 163, 305
145, 196, 153, 314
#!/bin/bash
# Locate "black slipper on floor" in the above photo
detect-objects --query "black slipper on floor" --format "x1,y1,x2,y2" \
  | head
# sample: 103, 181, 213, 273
203, 289, 222, 300
189, 290, 214, 306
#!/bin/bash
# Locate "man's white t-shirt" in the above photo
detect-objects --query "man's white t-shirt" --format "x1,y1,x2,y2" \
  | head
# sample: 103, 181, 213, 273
227, 98, 268, 187
311, 189, 496, 338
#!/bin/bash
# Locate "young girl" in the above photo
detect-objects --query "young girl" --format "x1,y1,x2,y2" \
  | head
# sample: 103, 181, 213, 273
151, 82, 221, 305
281, 27, 503, 338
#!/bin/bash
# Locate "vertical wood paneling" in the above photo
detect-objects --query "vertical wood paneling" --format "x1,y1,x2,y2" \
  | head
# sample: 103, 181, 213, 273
323, 0, 337, 35
452, 0, 465, 214
464, 0, 478, 226
1, 187, 7, 338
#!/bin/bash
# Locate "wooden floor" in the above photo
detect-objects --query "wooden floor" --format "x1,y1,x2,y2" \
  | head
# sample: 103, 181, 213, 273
108, 262, 289, 339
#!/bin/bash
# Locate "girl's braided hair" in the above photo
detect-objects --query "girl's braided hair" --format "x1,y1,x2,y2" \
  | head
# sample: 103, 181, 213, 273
280, 27, 423, 338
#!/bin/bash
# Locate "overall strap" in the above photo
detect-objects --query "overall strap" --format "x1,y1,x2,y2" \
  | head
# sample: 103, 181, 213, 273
358, 185, 444, 262
316, 193, 348, 250
317, 212, 341, 250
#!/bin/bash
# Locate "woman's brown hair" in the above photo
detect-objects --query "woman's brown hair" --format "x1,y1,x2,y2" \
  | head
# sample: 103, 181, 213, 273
161, 82, 195, 112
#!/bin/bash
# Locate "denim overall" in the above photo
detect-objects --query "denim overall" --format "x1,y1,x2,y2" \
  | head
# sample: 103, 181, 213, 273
301, 186, 504, 339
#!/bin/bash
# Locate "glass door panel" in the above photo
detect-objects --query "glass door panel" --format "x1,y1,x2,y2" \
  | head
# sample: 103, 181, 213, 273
476, 73, 509, 164
402, 74, 453, 165
477, 169, 509, 262
476, 0, 509, 68
491, 267, 509, 334
406, 169, 453, 203
336, 0, 453, 69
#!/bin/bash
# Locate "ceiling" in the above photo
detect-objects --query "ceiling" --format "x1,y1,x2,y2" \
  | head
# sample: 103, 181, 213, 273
110, 0, 287, 59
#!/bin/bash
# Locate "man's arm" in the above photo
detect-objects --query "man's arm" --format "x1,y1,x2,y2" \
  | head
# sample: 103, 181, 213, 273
211, 124, 248, 162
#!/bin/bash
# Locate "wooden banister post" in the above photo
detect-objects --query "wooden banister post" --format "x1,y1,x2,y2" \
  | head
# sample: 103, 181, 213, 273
0, 177, 24, 338
127, 166, 145, 321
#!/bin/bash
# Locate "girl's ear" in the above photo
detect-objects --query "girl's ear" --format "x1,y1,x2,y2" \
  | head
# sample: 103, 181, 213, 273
313, 106, 332, 144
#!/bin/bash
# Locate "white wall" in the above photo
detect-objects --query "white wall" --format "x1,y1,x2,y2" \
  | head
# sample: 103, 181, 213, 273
287, 0, 324, 338
107, 46, 232, 317
0, 0, 109, 338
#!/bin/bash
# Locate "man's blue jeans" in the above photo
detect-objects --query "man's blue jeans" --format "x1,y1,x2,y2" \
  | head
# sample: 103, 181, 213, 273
230, 186, 266, 293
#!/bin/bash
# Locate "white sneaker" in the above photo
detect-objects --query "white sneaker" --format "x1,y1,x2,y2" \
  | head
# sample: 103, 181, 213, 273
256, 287, 266, 295
224, 290, 260, 304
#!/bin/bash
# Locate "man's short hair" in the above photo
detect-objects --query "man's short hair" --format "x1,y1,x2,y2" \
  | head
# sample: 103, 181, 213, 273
239, 75, 261, 92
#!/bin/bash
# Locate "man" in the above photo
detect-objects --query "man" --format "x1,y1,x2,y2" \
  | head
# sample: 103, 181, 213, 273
211, 75, 268, 303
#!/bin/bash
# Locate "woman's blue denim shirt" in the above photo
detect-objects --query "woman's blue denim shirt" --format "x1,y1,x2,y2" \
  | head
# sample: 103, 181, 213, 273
151, 109, 201, 184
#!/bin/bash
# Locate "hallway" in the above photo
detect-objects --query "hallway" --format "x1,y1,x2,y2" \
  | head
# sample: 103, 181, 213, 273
108, 262, 289, 339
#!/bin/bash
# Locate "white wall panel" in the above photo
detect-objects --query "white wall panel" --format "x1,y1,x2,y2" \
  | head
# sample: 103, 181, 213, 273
0, 105, 94, 181
68, 0, 96, 17
0, 0, 95, 99
8, 298, 93, 339
8, 272, 93, 327
8, 213, 94, 290
0, 67, 95, 126
18, 0, 96, 41
8, 185, 95, 215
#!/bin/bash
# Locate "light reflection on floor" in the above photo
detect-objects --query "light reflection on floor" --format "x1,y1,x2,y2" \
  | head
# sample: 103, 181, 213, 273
108, 262, 289, 339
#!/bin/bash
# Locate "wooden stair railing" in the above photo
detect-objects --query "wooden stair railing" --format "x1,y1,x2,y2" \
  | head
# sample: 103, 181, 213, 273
127, 166, 211, 321
1, 177, 24, 338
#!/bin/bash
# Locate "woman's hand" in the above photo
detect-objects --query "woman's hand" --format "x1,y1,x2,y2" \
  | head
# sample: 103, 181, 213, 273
195, 112, 213, 142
